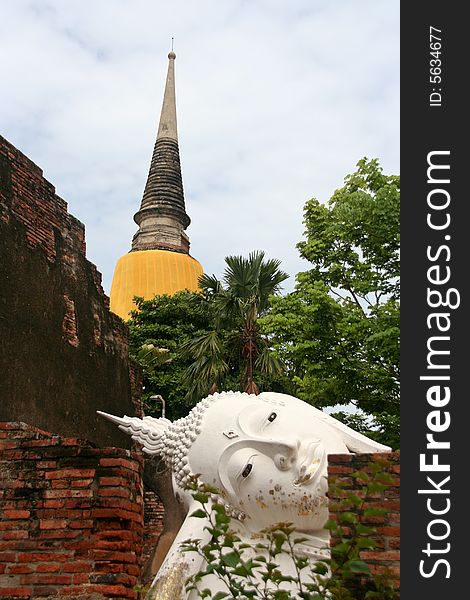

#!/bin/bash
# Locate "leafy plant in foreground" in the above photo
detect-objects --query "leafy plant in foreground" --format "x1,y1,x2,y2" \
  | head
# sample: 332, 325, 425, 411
182, 461, 399, 599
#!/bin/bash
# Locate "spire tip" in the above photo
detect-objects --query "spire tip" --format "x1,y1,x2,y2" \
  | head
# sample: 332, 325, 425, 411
169, 36, 175, 59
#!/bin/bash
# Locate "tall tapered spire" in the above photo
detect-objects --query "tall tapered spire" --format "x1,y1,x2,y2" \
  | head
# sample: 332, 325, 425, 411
132, 51, 191, 253
156, 51, 178, 141
109, 50, 203, 321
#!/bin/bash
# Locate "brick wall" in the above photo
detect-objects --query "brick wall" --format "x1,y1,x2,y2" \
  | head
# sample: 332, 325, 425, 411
328, 452, 400, 588
0, 135, 142, 447
142, 490, 165, 570
0, 422, 144, 599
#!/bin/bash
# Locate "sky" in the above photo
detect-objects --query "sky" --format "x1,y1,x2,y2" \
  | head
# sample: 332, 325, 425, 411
0, 0, 399, 295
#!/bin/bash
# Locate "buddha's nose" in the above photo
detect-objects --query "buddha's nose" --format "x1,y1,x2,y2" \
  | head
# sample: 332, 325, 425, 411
273, 438, 300, 471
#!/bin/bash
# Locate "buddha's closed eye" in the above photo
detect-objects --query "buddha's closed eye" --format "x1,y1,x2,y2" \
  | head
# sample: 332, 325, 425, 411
241, 463, 253, 478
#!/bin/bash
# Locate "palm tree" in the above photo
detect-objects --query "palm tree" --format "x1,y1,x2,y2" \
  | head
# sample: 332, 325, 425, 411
182, 251, 288, 401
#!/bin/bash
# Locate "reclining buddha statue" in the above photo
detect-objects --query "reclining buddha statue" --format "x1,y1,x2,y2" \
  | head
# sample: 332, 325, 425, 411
99, 391, 390, 599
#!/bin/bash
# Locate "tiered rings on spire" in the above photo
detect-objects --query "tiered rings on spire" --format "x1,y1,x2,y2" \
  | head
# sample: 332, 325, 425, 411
131, 52, 191, 253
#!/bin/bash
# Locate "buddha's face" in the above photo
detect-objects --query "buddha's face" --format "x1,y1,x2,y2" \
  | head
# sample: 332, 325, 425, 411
186, 392, 350, 532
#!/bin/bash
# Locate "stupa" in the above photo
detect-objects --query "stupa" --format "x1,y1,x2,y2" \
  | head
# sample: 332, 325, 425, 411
110, 51, 203, 320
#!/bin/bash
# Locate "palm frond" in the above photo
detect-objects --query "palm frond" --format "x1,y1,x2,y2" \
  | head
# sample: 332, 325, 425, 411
254, 346, 285, 377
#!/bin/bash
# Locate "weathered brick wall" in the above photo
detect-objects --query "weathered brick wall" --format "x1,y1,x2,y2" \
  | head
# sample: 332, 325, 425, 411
0, 135, 142, 446
0, 422, 144, 599
142, 489, 165, 570
328, 452, 400, 588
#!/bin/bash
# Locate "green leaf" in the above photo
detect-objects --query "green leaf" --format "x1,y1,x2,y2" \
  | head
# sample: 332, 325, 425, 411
356, 523, 376, 535
221, 551, 240, 568
364, 506, 388, 517
339, 511, 358, 524
190, 509, 207, 519
352, 470, 370, 482
313, 561, 329, 575
193, 492, 209, 504
367, 481, 388, 493
347, 495, 363, 508
323, 519, 339, 531
331, 542, 350, 555
346, 559, 372, 575
357, 538, 377, 549
215, 512, 231, 526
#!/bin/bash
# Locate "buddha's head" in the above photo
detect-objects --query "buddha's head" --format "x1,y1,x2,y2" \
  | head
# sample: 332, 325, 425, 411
99, 391, 389, 533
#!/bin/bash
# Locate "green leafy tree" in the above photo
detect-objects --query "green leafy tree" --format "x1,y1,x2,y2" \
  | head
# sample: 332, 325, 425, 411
182, 251, 289, 402
128, 291, 213, 419
261, 159, 400, 448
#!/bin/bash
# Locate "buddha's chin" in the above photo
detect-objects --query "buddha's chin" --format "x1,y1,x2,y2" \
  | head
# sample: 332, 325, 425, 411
235, 492, 329, 534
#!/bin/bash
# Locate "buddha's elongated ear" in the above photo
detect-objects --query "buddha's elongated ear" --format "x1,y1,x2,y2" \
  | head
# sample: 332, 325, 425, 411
97, 411, 171, 455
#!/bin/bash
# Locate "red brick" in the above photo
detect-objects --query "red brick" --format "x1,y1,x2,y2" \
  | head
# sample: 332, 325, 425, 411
91, 508, 141, 522
17, 552, 71, 563
98, 487, 130, 498
62, 561, 91, 573
6, 564, 34, 575
24, 574, 73, 585
72, 573, 90, 584
91, 550, 138, 564
1, 530, 29, 541
89, 584, 131, 596
0, 588, 32, 597
99, 458, 139, 471
327, 453, 352, 463
2, 509, 30, 520
71, 478, 94, 488
37, 461, 57, 469
31, 587, 60, 596
43, 489, 93, 499
56, 585, 91, 596
99, 477, 129, 487
0, 423, 27, 431
377, 526, 400, 537
21, 438, 60, 448
95, 540, 132, 551
62, 501, 94, 512
361, 550, 400, 562
45, 468, 96, 480
35, 563, 61, 573
126, 564, 140, 576
96, 530, 139, 542
328, 465, 354, 474
62, 540, 94, 552
39, 519, 68, 530
51, 480, 69, 489
34, 530, 81, 541
68, 519, 94, 529
0, 551, 17, 562
370, 563, 400, 577
0, 441, 18, 450
42, 499, 65, 509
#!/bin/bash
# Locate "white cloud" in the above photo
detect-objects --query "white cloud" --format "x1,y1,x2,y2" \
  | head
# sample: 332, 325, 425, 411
0, 0, 399, 294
